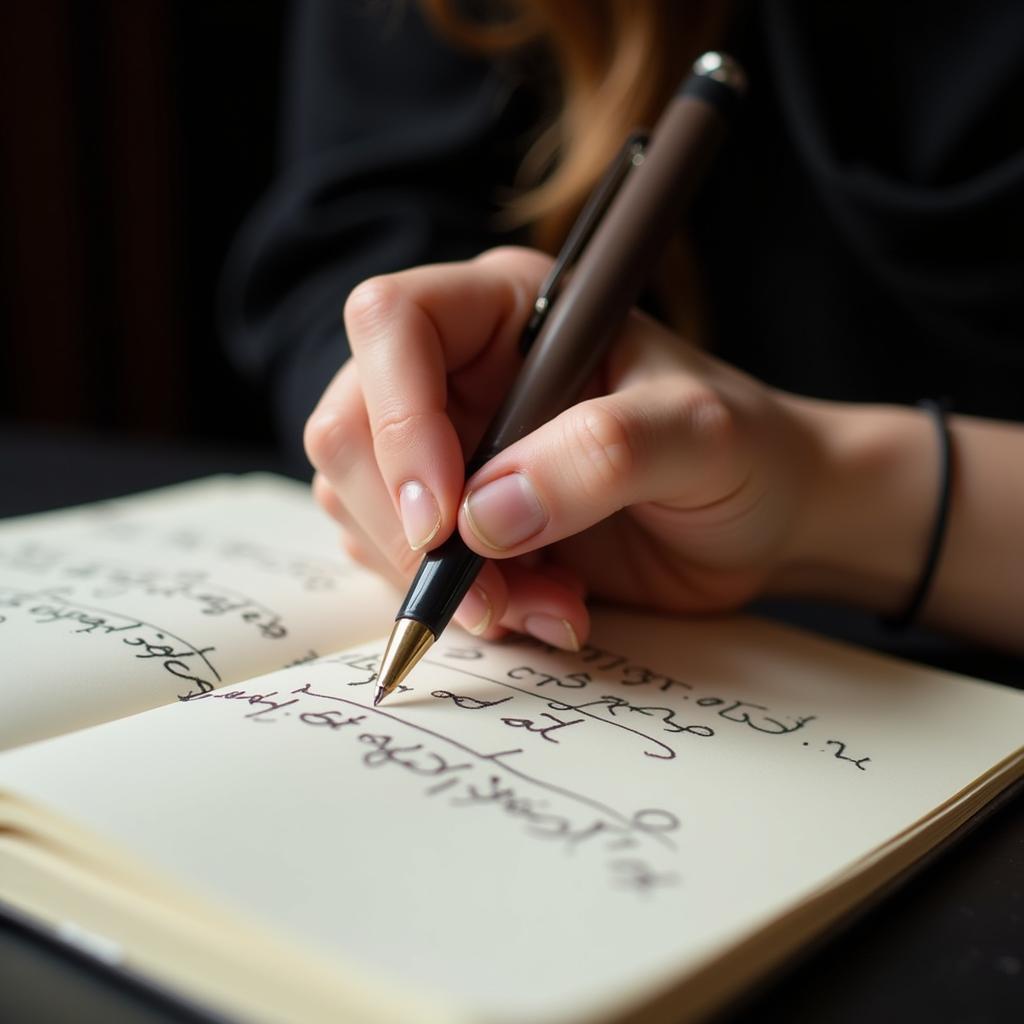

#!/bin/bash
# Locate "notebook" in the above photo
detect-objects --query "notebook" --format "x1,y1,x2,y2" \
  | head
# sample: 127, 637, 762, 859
1, 474, 1021, 1024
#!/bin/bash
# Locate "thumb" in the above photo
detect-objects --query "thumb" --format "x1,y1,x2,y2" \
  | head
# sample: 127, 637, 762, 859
457, 378, 751, 557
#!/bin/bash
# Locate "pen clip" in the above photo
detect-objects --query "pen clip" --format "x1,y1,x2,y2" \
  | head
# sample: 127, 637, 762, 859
519, 130, 649, 355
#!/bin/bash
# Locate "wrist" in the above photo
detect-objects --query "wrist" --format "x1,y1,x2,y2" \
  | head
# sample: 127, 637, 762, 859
771, 395, 939, 615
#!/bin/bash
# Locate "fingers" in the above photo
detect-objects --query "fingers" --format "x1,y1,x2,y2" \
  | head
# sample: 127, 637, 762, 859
447, 560, 588, 650
311, 471, 406, 590
452, 560, 508, 637
306, 362, 423, 579
496, 562, 589, 651
458, 376, 751, 559
449, 559, 589, 648
307, 247, 722, 651
321, 247, 552, 550
314, 468, 588, 650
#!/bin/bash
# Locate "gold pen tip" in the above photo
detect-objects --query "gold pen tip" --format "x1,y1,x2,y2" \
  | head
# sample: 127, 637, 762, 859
372, 618, 435, 707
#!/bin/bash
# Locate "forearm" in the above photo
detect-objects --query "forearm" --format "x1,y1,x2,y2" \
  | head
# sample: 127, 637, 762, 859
926, 415, 1024, 649
778, 397, 1024, 653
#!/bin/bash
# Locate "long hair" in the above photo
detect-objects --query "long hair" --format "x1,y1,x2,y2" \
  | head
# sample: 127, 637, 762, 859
421, 0, 732, 338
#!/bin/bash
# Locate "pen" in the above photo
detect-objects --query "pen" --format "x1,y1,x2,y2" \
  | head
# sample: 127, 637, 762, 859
373, 52, 747, 706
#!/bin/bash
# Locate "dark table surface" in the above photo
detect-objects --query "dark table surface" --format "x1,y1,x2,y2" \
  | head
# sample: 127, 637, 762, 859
1, 426, 1021, 1024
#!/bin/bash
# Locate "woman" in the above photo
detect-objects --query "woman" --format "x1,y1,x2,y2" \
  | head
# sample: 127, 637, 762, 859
223, 0, 1024, 654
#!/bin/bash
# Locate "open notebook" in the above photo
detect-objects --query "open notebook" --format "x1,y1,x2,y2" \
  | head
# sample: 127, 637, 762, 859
1, 474, 1021, 1024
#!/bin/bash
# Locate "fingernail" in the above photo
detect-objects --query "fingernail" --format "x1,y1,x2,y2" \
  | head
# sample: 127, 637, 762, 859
524, 614, 580, 652
399, 480, 441, 551
456, 585, 493, 636
463, 473, 547, 551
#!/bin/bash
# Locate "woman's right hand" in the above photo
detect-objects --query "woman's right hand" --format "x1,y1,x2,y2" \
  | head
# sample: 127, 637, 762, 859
304, 246, 956, 651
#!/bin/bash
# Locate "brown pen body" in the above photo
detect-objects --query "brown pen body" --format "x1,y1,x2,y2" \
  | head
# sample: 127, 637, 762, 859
375, 55, 745, 704
478, 84, 732, 459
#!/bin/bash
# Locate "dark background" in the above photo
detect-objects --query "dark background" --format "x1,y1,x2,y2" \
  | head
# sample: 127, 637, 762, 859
1, 0, 288, 449
0, 5, 1021, 1023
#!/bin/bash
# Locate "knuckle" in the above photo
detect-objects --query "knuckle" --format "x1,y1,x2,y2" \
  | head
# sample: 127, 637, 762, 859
311, 473, 339, 515
303, 412, 341, 471
475, 245, 553, 289
562, 401, 637, 500
303, 403, 363, 473
679, 386, 736, 450
474, 244, 516, 263
475, 244, 542, 267
343, 276, 401, 335
338, 530, 367, 566
370, 408, 429, 456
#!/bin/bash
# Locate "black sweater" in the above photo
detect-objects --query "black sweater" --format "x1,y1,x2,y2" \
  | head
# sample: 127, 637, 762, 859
221, 0, 1024, 470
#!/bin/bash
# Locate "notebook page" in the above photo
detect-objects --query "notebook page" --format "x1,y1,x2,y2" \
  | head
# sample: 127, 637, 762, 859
1, 610, 1021, 1023
0, 475, 395, 750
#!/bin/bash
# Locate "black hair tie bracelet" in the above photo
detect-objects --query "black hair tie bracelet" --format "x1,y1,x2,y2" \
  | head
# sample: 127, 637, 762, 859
882, 399, 953, 630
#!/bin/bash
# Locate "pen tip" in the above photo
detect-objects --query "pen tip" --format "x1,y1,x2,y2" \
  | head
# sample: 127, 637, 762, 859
372, 618, 436, 709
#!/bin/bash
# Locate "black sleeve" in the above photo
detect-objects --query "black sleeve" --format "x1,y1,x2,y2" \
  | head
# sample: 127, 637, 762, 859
220, 0, 530, 471
694, 0, 1024, 419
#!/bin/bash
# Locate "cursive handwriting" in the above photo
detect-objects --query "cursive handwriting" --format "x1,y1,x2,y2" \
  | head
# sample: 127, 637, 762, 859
0, 587, 223, 699
226, 680, 684, 892
440, 645, 867, 770
0, 546, 292, 641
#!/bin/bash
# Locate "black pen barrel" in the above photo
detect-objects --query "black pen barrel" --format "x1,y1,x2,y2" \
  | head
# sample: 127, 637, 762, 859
398, 535, 484, 636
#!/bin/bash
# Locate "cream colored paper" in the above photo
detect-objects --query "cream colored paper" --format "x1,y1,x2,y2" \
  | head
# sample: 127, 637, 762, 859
0, 475, 394, 749
2, 611, 1021, 1024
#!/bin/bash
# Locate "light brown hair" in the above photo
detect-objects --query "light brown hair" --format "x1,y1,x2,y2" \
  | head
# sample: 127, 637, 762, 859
421, 0, 732, 337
